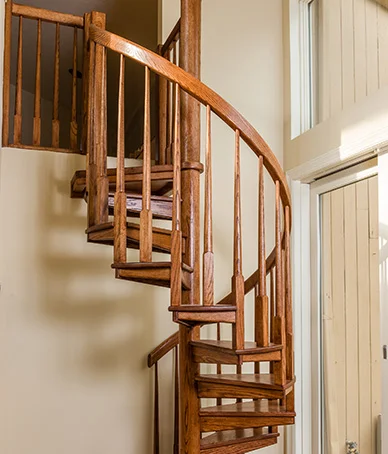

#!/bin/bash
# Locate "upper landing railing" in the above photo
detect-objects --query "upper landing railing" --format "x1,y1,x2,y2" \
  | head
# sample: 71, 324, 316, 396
2, 1, 89, 153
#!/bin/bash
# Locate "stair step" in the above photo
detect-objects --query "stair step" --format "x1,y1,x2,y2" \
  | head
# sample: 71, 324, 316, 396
191, 340, 283, 365
71, 164, 174, 199
200, 428, 279, 454
200, 400, 296, 432
196, 374, 295, 399
86, 222, 185, 254
108, 193, 173, 220
169, 305, 237, 325
112, 262, 193, 289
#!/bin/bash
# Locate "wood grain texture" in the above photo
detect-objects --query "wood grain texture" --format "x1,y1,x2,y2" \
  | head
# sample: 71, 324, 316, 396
33, 19, 41, 146
203, 105, 214, 306
140, 67, 153, 262
12, 2, 84, 27
14, 15, 23, 145
148, 331, 179, 367
82, 13, 91, 155
70, 27, 78, 150
87, 26, 290, 208
113, 54, 127, 265
52, 22, 60, 148
2, 0, 12, 146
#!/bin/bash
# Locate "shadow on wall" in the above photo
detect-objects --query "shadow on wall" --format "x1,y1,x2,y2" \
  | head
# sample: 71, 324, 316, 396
0, 148, 175, 453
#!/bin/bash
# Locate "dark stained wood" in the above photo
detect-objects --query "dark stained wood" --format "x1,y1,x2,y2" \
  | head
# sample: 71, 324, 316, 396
200, 400, 296, 432
86, 39, 96, 228
70, 26, 78, 150
148, 331, 179, 367
153, 362, 160, 454
52, 22, 60, 148
171, 84, 182, 306
114, 54, 127, 265
140, 66, 153, 262
12, 2, 84, 27
161, 18, 181, 57
33, 19, 41, 146
200, 429, 278, 454
14, 15, 23, 145
158, 62, 167, 165
232, 130, 244, 351
82, 13, 91, 155
2, 0, 12, 146
191, 340, 283, 365
169, 306, 237, 325
173, 346, 179, 454
88, 25, 292, 211
285, 205, 294, 382
113, 262, 193, 290
108, 193, 173, 220
203, 105, 214, 306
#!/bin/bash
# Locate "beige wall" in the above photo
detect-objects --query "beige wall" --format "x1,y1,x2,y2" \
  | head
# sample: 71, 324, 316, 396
0, 1, 285, 453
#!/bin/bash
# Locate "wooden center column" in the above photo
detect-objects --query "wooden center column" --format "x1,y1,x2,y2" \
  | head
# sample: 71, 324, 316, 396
179, 0, 202, 453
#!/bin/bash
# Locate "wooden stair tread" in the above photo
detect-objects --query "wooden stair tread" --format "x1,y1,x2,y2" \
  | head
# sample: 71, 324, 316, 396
86, 221, 174, 236
108, 193, 173, 220
191, 339, 283, 355
196, 374, 295, 391
112, 261, 193, 290
200, 400, 296, 417
71, 164, 175, 199
169, 305, 236, 313
112, 261, 193, 273
201, 428, 279, 451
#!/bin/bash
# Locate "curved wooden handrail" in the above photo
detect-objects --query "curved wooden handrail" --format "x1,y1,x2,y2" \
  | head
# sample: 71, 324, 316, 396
148, 331, 179, 367
12, 3, 84, 28
161, 19, 181, 56
89, 25, 291, 212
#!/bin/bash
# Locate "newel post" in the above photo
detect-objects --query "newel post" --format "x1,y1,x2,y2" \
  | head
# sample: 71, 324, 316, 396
179, 1, 202, 453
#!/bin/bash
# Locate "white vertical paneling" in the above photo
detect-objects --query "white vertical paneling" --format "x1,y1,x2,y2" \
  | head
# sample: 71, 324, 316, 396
377, 4, 388, 88
343, 184, 359, 447
356, 179, 372, 454
368, 175, 381, 454
328, 0, 343, 114
330, 188, 347, 454
341, 0, 355, 108
353, 0, 367, 103
365, 0, 379, 96
322, 193, 340, 454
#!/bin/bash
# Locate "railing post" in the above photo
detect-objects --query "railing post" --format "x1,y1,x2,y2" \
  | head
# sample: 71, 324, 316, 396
82, 13, 91, 155
2, 0, 12, 147
90, 11, 108, 226
14, 15, 23, 145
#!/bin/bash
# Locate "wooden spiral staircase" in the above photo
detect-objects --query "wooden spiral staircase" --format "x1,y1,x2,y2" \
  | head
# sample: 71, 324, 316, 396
2, 2, 295, 453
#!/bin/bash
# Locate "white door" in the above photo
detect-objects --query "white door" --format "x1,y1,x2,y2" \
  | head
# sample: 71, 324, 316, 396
320, 176, 381, 454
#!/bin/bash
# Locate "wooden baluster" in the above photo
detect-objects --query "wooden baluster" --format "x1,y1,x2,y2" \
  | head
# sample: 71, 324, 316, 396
270, 267, 275, 374
285, 206, 294, 380
170, 84, 182, 307
273, 181, 286, 385
86, 39, 96, 228
32, 19, 42, 146
203, 105, 214, 306
2, 0, 12, 146
91, 11, 108, 225
173, 346, 179, 454
114, 55, 127, 265
255, 156, 269, 374
232, 130, 245, 351
170, 46, 177, 164
157, 45, 167, 165
70, 27, 78, 150
14, 16, 23, 145
216, 322, 222, 405
140, 67, 153, 262
166, 50, 172, 165
153, 362, 160, 454
52, 23, 60, 148
82, 13, 91, 155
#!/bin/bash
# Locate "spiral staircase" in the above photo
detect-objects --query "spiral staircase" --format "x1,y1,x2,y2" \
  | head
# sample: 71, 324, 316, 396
2, 2, 295, 453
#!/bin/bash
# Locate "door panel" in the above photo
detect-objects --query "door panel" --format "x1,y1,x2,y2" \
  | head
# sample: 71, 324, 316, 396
321, 176, 381, 454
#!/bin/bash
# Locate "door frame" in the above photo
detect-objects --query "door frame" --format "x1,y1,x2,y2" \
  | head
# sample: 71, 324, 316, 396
289, 156, 383, 454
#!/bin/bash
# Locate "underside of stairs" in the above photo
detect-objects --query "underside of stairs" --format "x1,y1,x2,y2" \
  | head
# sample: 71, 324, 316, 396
2, 1, 295, 453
